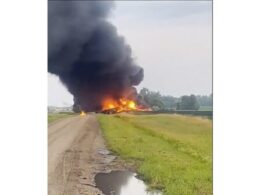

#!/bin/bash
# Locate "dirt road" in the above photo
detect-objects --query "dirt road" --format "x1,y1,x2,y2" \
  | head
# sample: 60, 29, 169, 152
48, 114, 116, 195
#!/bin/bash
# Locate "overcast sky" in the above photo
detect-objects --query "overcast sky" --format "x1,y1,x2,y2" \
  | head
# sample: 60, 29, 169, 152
48, 1, 212, 107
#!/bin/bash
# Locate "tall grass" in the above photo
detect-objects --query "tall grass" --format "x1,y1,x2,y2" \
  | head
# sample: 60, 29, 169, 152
97, 114, 212, 195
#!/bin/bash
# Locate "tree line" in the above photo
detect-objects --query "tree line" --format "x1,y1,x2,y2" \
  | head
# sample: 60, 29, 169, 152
139, 88, 212, 111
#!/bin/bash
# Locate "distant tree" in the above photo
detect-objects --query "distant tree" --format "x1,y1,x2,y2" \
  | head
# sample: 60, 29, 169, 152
161, 96, 177, 109
177, 95, 200, 110
139, 88, 165, 110
176, 102, 181, 110
209, 93, 213, 105
139, 88, 149, 97
139, 88, 209, 111
196, 94, 213, 107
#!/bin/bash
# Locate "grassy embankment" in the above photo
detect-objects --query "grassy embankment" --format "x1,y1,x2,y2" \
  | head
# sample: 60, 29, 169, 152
97, 114, 212, 195
48, 112, 75, 124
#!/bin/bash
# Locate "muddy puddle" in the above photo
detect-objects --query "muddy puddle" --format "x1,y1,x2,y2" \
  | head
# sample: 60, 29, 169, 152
95, 171, 162, 195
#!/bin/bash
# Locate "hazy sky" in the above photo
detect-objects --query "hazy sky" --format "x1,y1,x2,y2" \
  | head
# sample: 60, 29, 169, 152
48, 1, 212, 107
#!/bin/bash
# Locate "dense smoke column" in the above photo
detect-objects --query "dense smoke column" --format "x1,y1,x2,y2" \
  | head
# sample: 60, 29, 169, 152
48, 1, 144, 112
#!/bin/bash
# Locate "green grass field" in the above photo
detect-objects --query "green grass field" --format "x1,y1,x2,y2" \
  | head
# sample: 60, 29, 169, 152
97, 114, 212, 195
48, 112, 75, 124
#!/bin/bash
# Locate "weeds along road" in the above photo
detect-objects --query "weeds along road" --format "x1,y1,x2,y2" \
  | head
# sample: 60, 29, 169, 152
48, 114, 105, 195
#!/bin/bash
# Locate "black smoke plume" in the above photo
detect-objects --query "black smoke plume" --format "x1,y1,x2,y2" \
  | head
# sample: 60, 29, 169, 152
48, 1, 144, 112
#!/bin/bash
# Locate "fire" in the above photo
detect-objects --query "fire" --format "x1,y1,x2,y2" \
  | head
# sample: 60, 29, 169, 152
127, 101, 136, 109
102, 98, 138, 113
80, 111, 86, 116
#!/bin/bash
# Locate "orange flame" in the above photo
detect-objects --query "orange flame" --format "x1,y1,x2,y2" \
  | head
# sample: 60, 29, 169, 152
80, 111, 86, 116
102, 98, 137, 113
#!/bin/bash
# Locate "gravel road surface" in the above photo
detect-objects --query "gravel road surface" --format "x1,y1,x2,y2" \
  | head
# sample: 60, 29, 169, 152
48, 114, 107, 195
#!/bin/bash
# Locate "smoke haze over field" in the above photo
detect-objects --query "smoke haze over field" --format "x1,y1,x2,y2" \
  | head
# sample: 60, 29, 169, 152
48, 1, 144, 111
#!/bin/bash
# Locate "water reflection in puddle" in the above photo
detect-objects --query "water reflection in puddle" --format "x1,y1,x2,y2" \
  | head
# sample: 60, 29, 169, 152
95, 171, 162, 195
